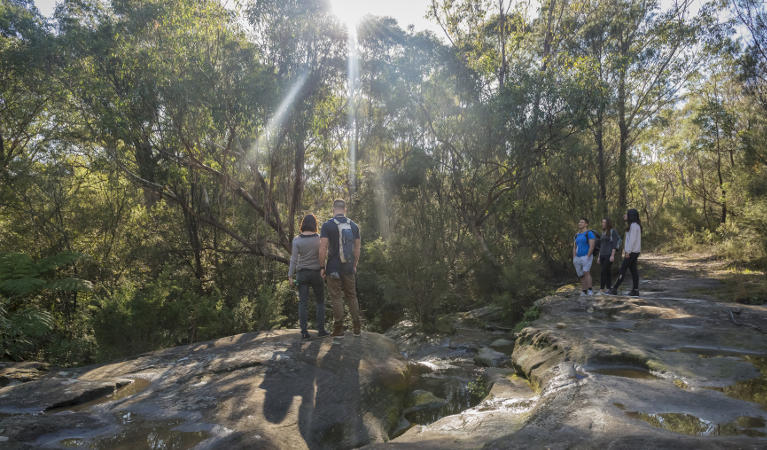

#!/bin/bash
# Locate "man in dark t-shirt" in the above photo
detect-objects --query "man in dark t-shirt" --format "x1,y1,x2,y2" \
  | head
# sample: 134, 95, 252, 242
319, 199, 361, 338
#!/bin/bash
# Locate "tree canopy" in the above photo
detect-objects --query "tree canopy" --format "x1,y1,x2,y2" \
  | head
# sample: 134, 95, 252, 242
1, 0, 765, 364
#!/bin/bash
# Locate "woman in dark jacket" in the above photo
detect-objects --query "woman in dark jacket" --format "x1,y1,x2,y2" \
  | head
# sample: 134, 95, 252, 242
597, 218, 620, 294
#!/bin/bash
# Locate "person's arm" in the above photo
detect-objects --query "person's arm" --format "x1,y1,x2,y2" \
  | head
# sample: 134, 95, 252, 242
288, 239, 298, 282
610, 230, 617, 261
573, 239, 577, 258
587, 232, 595, 257
319, 237, 328, 278
624, 229, 632, 259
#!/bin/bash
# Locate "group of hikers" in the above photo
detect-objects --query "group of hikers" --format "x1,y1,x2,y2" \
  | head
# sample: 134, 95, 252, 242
288, 200, 643, 339
288, 199, 361, 339
573, 208, 643, 297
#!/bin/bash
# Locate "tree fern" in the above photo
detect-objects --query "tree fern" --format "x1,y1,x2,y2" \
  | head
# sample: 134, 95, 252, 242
0, 252, 91, 360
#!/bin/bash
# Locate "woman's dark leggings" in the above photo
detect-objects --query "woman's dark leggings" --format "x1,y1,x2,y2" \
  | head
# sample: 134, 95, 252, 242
296, 269, 325, 333
613, 252, 640, 291
599, 255, 612, 289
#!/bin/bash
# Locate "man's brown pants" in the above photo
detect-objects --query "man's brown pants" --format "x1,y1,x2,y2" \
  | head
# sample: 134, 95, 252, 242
326, 273, 360, 331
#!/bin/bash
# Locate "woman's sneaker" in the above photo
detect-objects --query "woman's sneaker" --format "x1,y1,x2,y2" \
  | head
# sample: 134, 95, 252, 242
629, 290, 640, 297
608, 288, 618, 295
317, 329, 330, 337
301, 331, 311, 340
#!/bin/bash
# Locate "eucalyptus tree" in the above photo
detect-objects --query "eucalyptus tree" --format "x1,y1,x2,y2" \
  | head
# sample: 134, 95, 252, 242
245, 0, 347, 239
0, 0, 56, 186
57, 0, 300, 279
607, 0, 712, 219
424, 0, 589, 274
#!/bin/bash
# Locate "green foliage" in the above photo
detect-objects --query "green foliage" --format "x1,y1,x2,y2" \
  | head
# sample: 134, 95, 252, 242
1, 0, 767, 367
513, 305, 541, 333
0, 252, 91, 360
494, 252, 548, 322
467, 373, 490, 404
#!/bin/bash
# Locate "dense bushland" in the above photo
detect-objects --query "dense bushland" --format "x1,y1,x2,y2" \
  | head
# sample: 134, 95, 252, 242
1, 0, 766, 365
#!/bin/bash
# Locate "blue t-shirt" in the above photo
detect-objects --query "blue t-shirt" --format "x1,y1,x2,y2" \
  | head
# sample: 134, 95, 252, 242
574, 230, 596, 257
320, 215, 360, 274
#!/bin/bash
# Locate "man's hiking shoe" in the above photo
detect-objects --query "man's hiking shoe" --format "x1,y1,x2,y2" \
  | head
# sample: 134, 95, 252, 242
587, 289, 594, 296
629, 290, 640, 297
301, 331, 311, 340
317, 329, 330, 337
332, 327, 345, 338
580, 291, 587, 297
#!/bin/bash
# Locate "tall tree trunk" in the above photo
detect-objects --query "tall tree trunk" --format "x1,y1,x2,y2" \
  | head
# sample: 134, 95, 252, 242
595, 110, 608, 216
715, 131, 726, 224
288, 124, 307, 239
498, 0, 507, 88
617, 70, 629, 220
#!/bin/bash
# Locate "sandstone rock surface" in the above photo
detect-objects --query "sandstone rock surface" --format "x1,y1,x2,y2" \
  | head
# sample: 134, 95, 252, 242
0, 330, 409, 449
375, 254, 767, 449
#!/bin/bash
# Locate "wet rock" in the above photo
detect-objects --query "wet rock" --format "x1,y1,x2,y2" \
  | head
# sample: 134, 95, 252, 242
0, 330, 409, 449
0, 377, 132, 414
489, 338, 514, 353
494, 287, 767, 448
378, 259, 767, 449
0, 362, 48, 387
434, 315, 456, 334
403, 390, 448, 423
474, 347, 509, 367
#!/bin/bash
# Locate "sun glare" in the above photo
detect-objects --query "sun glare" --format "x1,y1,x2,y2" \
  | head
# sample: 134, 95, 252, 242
329, 0, 368, 29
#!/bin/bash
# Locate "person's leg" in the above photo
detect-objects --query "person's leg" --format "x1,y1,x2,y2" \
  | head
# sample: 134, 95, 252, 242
326, 276, 345, 335
341, 273, 361, 334
629, 253, 640, 291
603, 257, 612, 290
582, 256, 594, 293
611, 257, 630, 292
310, 271, 326, 333
599, 256, 609, 290
297, 273, 310, 335
574, 257, 586, 293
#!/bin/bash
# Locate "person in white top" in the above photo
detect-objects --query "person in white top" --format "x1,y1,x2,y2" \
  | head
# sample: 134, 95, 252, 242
609, 209, 642, 296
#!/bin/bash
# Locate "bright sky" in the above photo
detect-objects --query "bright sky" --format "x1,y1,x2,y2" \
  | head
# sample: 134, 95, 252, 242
33, 0, 445, 35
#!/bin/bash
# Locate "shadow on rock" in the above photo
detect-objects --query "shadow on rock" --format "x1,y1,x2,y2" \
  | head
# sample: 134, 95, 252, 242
260, 338, 365, 449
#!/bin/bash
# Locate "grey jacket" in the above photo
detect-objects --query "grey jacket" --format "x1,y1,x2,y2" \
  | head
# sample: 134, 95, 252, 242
288, 234, 322, 279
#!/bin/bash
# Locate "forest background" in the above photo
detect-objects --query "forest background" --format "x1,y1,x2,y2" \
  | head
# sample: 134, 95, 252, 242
1, 0, 766, 365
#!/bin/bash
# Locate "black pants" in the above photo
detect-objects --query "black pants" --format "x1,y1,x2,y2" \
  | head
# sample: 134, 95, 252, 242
296, 269, 325, 333
599, 255, 613, 289
613, 252, 640, 291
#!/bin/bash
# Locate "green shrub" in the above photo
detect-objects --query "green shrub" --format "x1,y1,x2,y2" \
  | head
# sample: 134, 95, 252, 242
0, 252, 91, 361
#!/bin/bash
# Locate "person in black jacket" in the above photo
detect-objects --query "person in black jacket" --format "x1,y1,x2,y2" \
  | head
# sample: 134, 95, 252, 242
596, 218, 619, 295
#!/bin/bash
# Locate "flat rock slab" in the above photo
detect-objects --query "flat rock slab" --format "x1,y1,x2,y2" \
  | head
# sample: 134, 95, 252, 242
0, 362, 48, 387
496, 292, 767, 448
0, 330, 409, 449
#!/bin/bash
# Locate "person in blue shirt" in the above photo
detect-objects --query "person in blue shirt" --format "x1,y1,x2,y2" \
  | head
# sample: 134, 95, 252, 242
318, 199, 361, 338
572, 217, 597, 296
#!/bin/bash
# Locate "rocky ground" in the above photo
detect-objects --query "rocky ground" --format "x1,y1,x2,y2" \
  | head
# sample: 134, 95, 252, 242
0, 331, 409, 449
377, 253, 767, 449
1, 253, 765, 449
